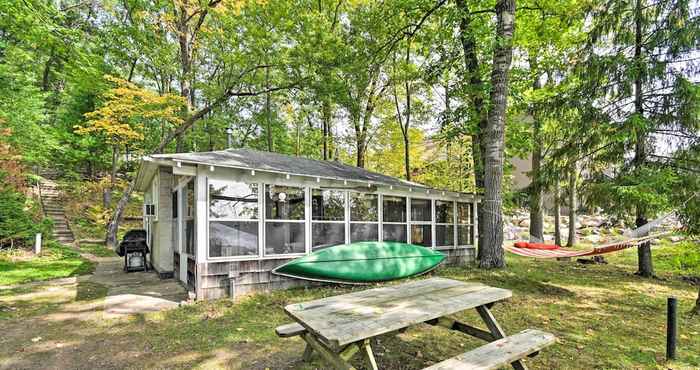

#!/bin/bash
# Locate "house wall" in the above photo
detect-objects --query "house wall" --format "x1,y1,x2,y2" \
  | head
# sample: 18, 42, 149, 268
190, 164, 479, 300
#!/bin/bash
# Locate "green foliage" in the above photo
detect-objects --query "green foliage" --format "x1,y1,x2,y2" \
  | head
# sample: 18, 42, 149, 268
0, 172, 52, 247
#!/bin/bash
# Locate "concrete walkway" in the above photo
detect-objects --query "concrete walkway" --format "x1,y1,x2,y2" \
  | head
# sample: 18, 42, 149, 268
83, 257, 189, 317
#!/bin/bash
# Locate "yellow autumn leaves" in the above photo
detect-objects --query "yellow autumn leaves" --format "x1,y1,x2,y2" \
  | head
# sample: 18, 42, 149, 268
75, 75, 186, 145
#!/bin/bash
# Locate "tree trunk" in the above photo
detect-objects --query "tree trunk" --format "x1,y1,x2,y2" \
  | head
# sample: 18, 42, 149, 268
356, 136, 366, 168
266, 66, 273, 152
633, 0, 654, 278
106, 180, 136, 249
567, 164, 577, 247
176, 2, 192, 154
105, 145, 119, 208
478, 0, 515, 269
322, 101, 331, 160
553, 176, 562, 246
458, 0, 489, 260
528, 57, 544, 243
694, 287, 700, 315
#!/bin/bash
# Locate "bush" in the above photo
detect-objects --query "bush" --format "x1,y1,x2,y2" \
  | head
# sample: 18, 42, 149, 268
0, 171, 52, 248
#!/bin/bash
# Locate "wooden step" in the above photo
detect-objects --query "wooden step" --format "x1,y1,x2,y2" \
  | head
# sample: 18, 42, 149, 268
423, 329, 556, 370
275, 322, 307, 338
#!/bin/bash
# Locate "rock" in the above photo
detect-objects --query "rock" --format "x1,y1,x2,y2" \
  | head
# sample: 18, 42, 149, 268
585, 234, 601, 243
519, 219, 530, 228
669, 235, 684, 243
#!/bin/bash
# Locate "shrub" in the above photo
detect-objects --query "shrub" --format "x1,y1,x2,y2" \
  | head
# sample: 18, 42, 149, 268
0, 171, 52, 248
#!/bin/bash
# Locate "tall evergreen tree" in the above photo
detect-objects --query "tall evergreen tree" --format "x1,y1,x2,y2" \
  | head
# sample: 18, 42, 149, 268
578, 0, 699, 276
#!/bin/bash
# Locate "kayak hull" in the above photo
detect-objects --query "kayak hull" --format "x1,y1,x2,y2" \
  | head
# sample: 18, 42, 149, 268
272, 242, 446, 284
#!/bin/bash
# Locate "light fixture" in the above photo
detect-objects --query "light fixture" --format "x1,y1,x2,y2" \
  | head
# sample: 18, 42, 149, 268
316, 177, 320, 183
251, 170, 256, 176
343, 180, 347, 185
286, 174, 290, 180
209, 165, 215, 172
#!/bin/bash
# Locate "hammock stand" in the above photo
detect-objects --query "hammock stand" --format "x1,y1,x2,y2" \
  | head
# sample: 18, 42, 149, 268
505, 233, 671, 259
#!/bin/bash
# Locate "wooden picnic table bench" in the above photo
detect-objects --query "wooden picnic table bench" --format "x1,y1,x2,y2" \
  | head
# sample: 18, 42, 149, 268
277, 277, 555, 370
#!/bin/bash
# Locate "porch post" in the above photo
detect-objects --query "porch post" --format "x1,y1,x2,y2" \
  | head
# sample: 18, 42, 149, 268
195, 167, 208, 299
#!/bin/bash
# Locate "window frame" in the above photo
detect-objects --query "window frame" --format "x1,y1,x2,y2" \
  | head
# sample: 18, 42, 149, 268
348, 191, 380, 243
381, 195, 408, 243
310, 189, 347, 251
409, 197, 433, 248
456, 201, 475, 247
207, 179, 261, 259
262, 184, 307, 257
435, 200, 456, 250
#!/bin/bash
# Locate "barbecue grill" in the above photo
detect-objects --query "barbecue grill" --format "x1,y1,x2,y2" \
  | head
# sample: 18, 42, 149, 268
117, 229, 150, 272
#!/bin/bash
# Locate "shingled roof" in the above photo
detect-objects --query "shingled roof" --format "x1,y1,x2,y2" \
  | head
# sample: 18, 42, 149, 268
148, 148, 428, 189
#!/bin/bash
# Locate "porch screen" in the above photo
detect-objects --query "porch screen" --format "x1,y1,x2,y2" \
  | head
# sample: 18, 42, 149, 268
312, 189, 345, 250
265, 185, 305, 255
435, 200, 455, 248
383, 196, 407, 242
457, 202, 474, 246
208, 180, 259, 257
410, 198, 431, 247
349, 192, 378, 242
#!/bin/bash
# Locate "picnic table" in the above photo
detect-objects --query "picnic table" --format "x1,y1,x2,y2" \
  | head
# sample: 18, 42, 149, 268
277, 277, 555, 370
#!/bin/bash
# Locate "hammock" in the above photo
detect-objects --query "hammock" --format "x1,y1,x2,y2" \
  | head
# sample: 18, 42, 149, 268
505, 233, 669, 258
506, 194, 695, 259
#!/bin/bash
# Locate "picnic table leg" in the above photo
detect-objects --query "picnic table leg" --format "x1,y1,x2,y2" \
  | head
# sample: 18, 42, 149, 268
302, 342, 314, 361
301, 332, 358, 370
361, 339, 379, 370
476, 305, 528, 370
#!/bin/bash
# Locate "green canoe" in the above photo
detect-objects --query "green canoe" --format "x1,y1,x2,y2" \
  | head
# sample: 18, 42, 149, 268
272, 242, 446, 284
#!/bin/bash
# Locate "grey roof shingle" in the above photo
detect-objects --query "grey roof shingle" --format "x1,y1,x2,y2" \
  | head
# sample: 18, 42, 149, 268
150, 148, 431, 189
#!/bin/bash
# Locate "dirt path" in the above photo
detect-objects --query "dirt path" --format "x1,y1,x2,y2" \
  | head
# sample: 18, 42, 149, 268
0, 257, 188, 370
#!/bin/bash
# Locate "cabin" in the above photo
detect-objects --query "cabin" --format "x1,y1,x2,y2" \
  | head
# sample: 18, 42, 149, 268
134, 148, 480, 299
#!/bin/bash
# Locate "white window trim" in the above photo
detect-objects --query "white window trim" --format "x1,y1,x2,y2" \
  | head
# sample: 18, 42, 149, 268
310, 189, 347, 250
409, 198, 432, 247
381, 195, 408, 243
347, 191, 380, 243
435, 200, 456, 249
262, 184, 307, 258
207, 179, 262, 261
456, 201, 475, 247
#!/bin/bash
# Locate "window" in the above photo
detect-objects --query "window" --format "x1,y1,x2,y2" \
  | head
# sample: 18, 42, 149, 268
312, 189, 346, 250
410, 198, 431, 247
209, 180, 259, 257
382, 196, 407, 242
435, 200, 455, 248
457, 202, 474, 246
265, 185, 305, 255
349, 192, 378, 242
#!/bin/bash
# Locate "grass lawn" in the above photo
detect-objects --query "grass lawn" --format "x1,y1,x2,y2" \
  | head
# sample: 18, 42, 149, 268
0, 241, 95, 286
0, 240, 698, 369
77, 243, 117, 258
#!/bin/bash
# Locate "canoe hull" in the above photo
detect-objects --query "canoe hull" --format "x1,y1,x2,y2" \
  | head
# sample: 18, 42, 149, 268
272, 242, 446, 284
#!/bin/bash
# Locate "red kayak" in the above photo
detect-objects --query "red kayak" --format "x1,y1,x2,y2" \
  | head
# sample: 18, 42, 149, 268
513, 241, 560, 250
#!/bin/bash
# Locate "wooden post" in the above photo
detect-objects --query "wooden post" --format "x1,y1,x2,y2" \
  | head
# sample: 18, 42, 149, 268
667, 297, 677, 361
34, 233, 42, 255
